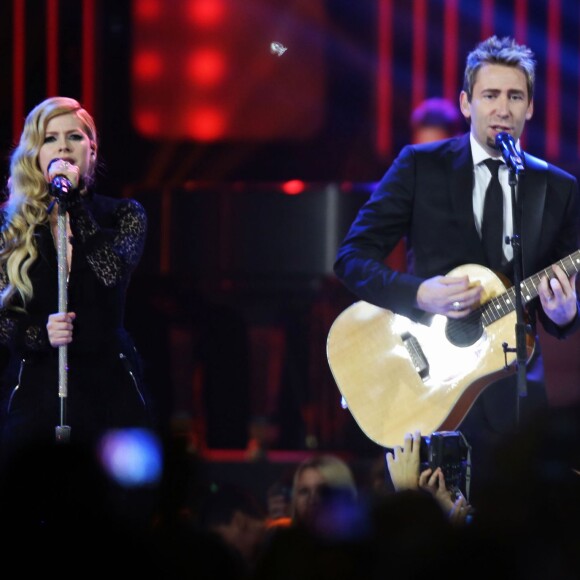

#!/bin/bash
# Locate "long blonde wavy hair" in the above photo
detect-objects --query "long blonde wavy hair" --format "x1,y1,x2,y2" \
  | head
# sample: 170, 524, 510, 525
1, 96, 98, 308
290, 454, 358, 521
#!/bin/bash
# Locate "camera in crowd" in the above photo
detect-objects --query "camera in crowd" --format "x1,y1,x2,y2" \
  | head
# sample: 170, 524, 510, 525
420, 430, 471, 499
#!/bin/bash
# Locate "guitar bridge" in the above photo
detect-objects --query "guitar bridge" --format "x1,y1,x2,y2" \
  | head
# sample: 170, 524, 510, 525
402, 332, 429, 379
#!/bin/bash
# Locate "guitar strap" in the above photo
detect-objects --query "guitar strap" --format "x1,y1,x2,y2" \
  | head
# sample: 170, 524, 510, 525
519, 153, 548, 278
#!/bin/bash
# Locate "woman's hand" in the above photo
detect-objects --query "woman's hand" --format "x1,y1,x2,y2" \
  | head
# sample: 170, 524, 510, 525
47, 312, 76, 347
47, 159, 80, 189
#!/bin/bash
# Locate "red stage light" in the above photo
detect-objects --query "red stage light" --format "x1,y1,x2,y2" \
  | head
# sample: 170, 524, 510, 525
133, 0, 161, 21
187, 48, 226, 86
186, 106, 226, 140
281, 180, 306, 195
134, 110, 161, 136
131, 0, 325, 140
186, 0, 225, 26
133, 51, 163, 81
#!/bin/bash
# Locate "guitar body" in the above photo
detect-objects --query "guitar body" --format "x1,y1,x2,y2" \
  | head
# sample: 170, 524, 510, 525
326, 264, 535, 448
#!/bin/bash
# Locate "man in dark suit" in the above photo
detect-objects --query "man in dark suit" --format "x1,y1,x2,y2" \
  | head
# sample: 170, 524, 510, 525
334, 36, 580, 502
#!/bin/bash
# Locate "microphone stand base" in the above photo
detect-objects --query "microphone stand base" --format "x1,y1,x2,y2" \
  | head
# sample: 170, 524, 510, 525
55, 425, 71, 444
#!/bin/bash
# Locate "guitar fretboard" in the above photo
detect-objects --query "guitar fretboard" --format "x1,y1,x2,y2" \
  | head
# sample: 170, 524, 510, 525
481, 249, 580, 327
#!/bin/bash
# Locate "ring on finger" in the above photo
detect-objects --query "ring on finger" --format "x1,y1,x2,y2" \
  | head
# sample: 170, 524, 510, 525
452, 300, 462, 311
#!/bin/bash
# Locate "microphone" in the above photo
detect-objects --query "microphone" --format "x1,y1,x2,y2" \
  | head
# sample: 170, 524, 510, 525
495, 132, 525, 173
48, 158, 72, 196
51, 175, 72, 194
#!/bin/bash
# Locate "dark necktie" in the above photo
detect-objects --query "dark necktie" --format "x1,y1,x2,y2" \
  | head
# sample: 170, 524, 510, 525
481, 159, 504, 270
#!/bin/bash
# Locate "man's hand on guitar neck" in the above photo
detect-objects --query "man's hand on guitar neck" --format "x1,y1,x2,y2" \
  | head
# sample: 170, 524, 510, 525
416, 275, 484, 318
538, 264, 578, 328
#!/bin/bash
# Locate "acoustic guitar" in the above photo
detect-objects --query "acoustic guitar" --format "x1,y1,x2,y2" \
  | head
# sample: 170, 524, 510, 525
326, 252, 580, 448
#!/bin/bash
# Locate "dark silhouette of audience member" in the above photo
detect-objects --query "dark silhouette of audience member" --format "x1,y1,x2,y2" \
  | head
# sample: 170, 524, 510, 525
141, 431, 250, 579
198, 483, 269, 577
461, 403, 580, 577
265, 470, 294, 527
0, 437, 161, 575
0, 427, 251, 579
254, 452, 464, 580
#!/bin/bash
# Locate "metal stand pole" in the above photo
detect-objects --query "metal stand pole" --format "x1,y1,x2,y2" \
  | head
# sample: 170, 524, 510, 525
55, 202, 70, 443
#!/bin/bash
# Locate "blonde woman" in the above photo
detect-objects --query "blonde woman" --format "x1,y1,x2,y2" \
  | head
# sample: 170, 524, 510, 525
290, 454, 358, 528
0, 96, 151, 460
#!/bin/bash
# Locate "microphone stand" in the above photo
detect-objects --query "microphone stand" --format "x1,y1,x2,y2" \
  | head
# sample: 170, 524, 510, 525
55, 199, 71, 443
506, 161, 528, 413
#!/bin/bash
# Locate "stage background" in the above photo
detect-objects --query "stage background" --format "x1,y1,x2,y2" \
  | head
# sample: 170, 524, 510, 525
1, 0, 580, 462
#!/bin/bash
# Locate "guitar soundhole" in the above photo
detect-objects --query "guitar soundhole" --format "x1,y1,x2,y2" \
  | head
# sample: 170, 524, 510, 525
445, 313, 483, 347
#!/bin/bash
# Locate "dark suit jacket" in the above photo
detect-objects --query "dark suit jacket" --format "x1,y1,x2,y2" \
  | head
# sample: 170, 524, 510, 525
334, 132, 580, 435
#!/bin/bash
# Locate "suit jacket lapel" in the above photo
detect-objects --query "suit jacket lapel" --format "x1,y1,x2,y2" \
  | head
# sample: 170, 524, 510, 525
448, 134, 486, 262
518, 153, 547, 277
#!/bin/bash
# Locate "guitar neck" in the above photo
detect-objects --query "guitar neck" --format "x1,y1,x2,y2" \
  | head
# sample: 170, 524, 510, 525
482, 249, 580, 326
